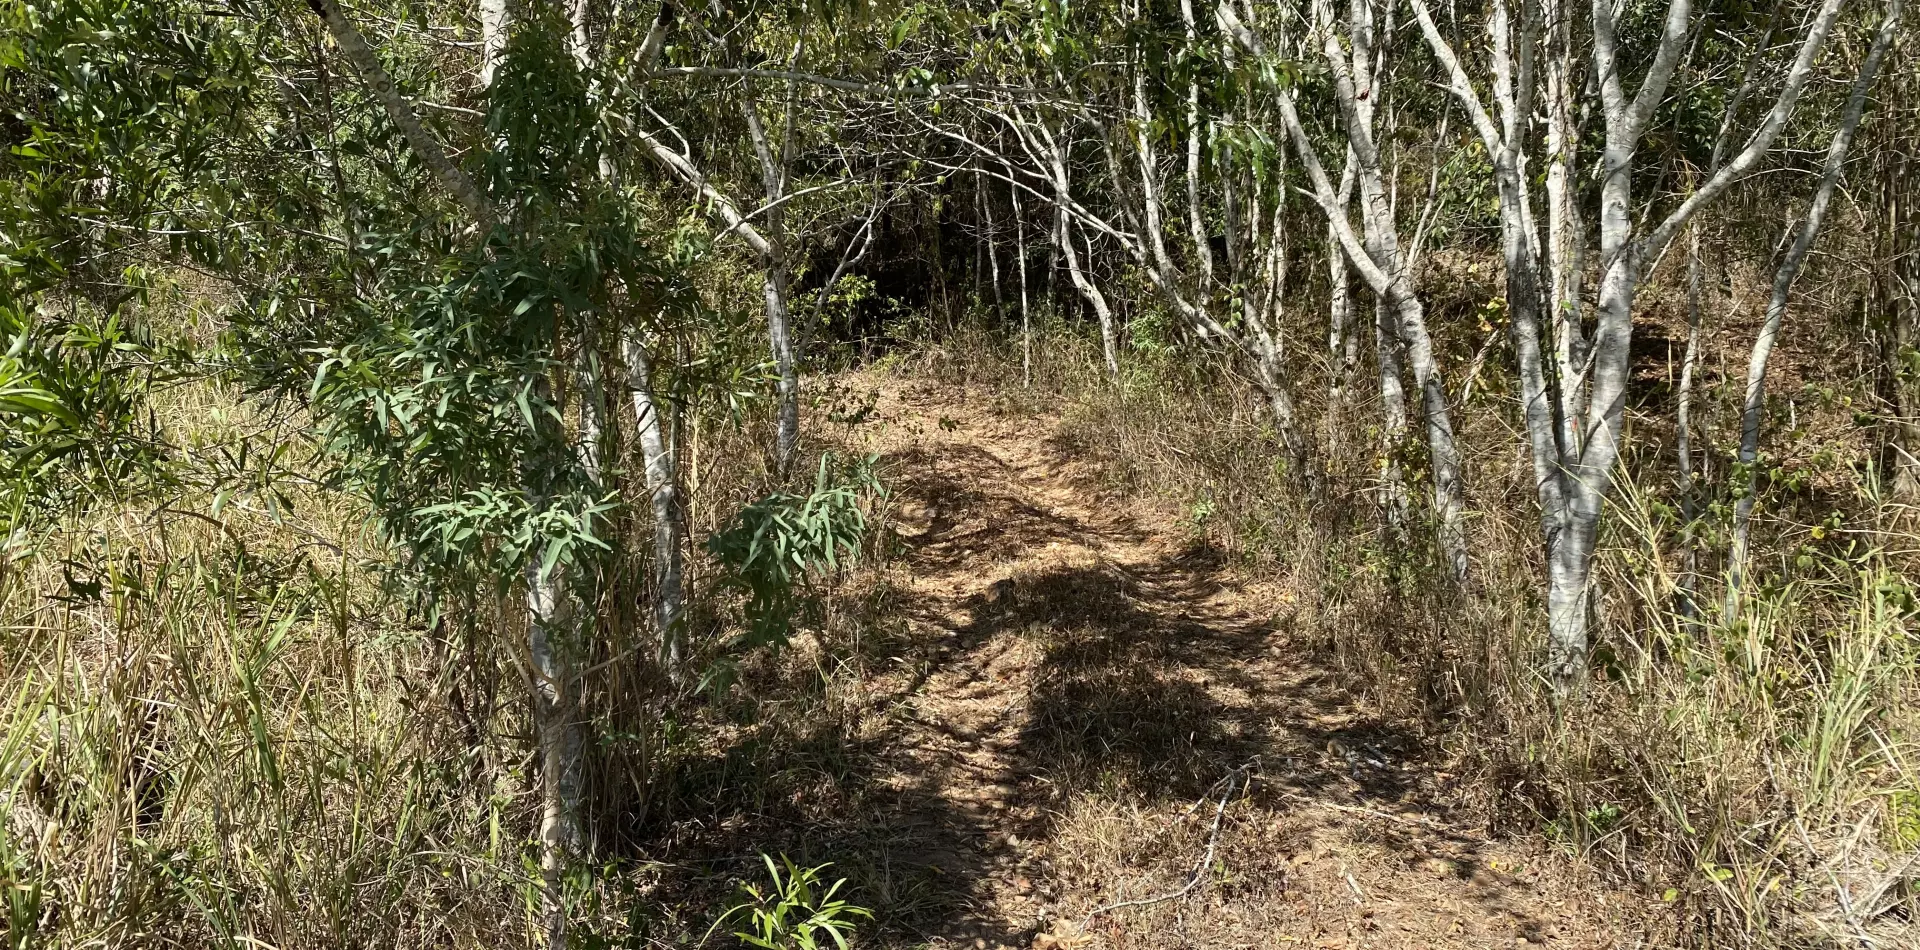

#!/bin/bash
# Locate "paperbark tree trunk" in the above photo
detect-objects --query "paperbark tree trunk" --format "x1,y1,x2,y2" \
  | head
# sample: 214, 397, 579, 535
1313, 0, 1472, 583
307, 0, 492, 228
981, 177, 1006, 324
1409, 0, 1842, 693
1058, 210, 1119, 382
1326, 170, 1355, 421
1675, 222, 1704, 620
1674, 19, 1771, 621
1549, 0, 1841, 695
523, 554, 583, 950
1326, 148, 1360, 450
1412, 0, 1562, 560
740, 97, 801, 476
1013, 182, 1033, 387
1038, 137, 1118, 382
1374, 297, 1412, 532
479, 0, 508, 87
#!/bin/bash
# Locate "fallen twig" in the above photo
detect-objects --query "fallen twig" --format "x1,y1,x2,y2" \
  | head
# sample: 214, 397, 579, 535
1274, 789, 1487, 842
1078, 760, 1252, 931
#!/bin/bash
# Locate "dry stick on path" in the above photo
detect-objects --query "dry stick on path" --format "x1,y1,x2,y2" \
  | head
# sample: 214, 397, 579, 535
1078, 762, 1252, 932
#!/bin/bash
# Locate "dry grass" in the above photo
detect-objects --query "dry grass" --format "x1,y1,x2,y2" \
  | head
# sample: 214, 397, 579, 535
5, 297, 1916, 949
926, 322, 1920, 947
0, 353, 890, 947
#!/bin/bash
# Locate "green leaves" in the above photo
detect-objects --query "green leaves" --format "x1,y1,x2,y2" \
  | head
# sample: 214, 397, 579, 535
0, 294, 173, 531
711, 854, 873, 950
0, 359, 75, 429
706, 453, 884, 653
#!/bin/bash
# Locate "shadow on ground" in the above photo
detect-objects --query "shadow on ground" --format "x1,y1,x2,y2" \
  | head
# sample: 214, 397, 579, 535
601, 389, 1594, 949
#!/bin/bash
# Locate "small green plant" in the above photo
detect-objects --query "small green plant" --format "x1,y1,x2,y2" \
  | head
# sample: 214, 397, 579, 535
1184, 492, 1216, 534
706, 453, 884, 652
1890, 789, 1920, 849
709, 854, 872, 950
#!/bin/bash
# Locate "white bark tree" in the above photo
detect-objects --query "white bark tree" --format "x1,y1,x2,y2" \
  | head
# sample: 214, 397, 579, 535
1222, 0, 1471, 580
479, 0, 508, 87
1407, 0, 1848, 694
1035, 131, 1120, 381
624, 333, 687, 680
309, 2, 598, 943
739, 87, 803, 476
1727, 0, 1903, 609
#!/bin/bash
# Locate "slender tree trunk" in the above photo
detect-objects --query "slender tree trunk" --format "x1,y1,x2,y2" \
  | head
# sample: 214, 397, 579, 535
1327, 158, 1358, 430
1058, 210, 1119, 381
1728, 1, 1900, 609
524, 373, 587, 950
1013, 182, 1032, 387
307, 0, 492, 228
1672, 13, 1773, 620
479, 0, 508, 87
624, 333, 686, 681
1543, 7, 1587, 462
524, 560, 583, 950
740, 98, 801, 475
1182, 0, 1214, 293
1415, 0, 1568, 573
1321, 0, 1470, 583
1033, 126, 1119, 381
1675, 222, 1704, 619
982, 178, 1005, 323
764, 267, 799, 473
1557, 0, 1693, 693
1374, 296, 1412, 532
312, 4, 589, 944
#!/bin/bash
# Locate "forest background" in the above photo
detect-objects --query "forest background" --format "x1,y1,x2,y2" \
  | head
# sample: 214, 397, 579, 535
3, 0, 1919, 946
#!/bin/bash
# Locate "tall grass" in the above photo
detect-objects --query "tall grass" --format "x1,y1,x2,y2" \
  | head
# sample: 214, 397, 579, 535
0, 356, 881, 947
929, 322, 1920, 946
0, 422, 538, 947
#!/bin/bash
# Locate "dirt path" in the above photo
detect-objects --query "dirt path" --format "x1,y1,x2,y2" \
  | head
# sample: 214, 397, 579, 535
830, 374, 1657, 949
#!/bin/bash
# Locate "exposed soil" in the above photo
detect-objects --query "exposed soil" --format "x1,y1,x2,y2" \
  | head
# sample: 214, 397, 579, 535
653, 373, 1666, 949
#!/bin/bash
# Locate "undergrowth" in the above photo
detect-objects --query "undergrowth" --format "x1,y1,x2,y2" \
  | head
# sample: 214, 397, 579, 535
0, 362, 903, 948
